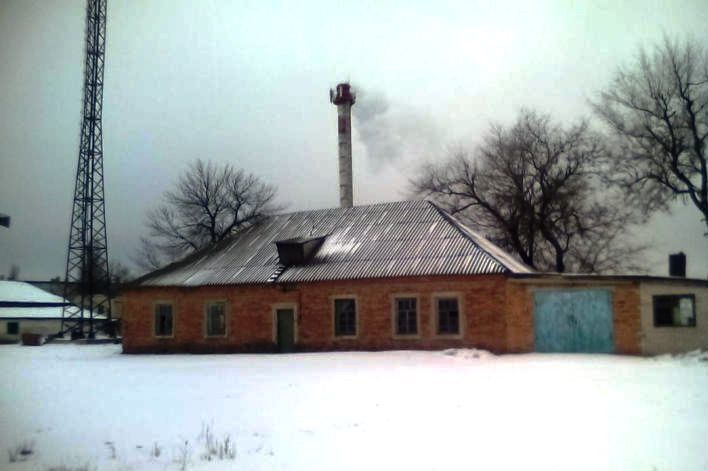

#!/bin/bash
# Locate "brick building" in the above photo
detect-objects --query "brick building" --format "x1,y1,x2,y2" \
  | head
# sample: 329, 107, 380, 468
121, 200, 708, 355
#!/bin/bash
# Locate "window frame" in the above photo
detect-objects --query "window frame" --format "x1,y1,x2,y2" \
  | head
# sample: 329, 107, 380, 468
6, 321, 19, 335
391, 294, 420, 339
153, 301, 175, 338
332, 295, 358, 339
204, 300, 229, 338
652, 294, 696, 328
432, 293, 464, 339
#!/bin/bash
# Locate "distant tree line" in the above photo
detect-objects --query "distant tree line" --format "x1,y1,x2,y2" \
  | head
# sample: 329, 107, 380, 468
0, 264, 21, 280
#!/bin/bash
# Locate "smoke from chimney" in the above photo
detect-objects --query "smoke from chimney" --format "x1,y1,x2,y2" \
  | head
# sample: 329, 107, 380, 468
351, 86, 442, 166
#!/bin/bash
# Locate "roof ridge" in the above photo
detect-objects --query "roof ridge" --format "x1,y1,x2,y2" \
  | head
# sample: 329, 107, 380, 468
427, 203, 534, 274
271, 199, 428, 219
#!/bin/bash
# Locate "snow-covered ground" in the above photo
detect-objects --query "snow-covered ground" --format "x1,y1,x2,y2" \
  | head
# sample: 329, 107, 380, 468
1, 345, 707, 471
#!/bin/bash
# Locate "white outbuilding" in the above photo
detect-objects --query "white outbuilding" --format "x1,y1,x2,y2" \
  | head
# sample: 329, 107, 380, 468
0, 281, 71, 342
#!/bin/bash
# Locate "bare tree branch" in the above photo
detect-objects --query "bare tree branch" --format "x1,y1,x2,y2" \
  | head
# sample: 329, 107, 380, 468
136, 159, 279, 271
592, 36, 708, 233
411, 109, 645, 273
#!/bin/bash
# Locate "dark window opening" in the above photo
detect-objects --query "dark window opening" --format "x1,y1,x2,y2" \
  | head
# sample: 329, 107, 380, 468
395, 297, 418, 335
7, 321, 19, 335
437, 297, 460, 335
155, 304, 173, 337
206, 302, 226, 336
334, 298, 356, 336
653, 295, 696, 327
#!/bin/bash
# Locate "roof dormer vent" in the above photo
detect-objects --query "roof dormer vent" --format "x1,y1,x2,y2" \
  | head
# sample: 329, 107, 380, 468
275, 236, 326, 266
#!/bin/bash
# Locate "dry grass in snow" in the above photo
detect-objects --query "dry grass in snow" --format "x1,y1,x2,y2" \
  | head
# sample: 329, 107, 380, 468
1, 344, 706, 471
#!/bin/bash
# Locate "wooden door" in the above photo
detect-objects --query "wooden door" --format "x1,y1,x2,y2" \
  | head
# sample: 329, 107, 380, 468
276, 308, 295, 353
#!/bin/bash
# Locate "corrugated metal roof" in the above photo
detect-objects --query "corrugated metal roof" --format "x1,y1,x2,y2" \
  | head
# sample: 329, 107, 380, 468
137, 200, 533, 287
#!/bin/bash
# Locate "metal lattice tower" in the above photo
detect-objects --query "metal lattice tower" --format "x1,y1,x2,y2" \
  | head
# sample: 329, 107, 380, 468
60, 0, 111, 339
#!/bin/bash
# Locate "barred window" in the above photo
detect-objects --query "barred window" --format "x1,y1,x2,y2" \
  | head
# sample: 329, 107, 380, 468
334, 298, 356, 336
154, 303, 173, 337
395, 297, 418, 335
437, 297, 460, 335
206, 302, 227, 336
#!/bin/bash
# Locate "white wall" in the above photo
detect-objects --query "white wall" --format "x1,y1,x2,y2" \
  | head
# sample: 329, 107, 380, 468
0, 319, 61, 343
639, 282, 708, 355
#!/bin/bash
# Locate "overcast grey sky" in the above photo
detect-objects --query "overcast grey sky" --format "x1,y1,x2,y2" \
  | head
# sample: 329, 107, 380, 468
1, 0, 707, 279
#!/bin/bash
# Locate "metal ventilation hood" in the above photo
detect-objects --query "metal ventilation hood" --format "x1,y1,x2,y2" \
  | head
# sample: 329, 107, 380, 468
275, 236, 327, 266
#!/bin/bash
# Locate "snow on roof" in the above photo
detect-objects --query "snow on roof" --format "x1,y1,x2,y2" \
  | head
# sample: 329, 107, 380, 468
0, 281, 67, 304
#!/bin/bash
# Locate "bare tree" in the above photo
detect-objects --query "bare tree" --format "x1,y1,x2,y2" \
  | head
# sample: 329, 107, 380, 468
136, 159, 278, 271
8, 264, 20, 280
593, 37, 708, 233
412, 109, 645, 273
109, 260, 133, 285
107, 259, 133, 297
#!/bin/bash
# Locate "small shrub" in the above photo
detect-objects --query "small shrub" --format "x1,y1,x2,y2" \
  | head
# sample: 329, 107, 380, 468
104, 441, 116, 459
174, 440, 191, 471
220, 435, 236, 460
151, 442, 161, 458
198, 423, 236, 462
199, 422, 215, 454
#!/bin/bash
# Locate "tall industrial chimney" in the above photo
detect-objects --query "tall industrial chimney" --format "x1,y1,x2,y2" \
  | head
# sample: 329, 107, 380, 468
330, 83, 355, 208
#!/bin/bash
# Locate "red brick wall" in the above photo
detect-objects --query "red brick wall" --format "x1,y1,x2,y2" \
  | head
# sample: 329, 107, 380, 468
121, 274, 509, 353
121, 275, 643, 355
612, 282, 642, 355
505, 282, 534, 352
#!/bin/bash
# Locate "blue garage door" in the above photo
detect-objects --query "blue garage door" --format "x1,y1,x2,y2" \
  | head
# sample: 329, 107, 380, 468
534, 289, 614, 353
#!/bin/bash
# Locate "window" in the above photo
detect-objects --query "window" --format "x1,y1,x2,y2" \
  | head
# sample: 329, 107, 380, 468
154, 303, 173, 337
653, 295, 696, 327
334, 298, 356, 337
395, 297, 418, 335
206, 302, 227, 337
6, 322, 19, 335
437, 297, 460, 335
